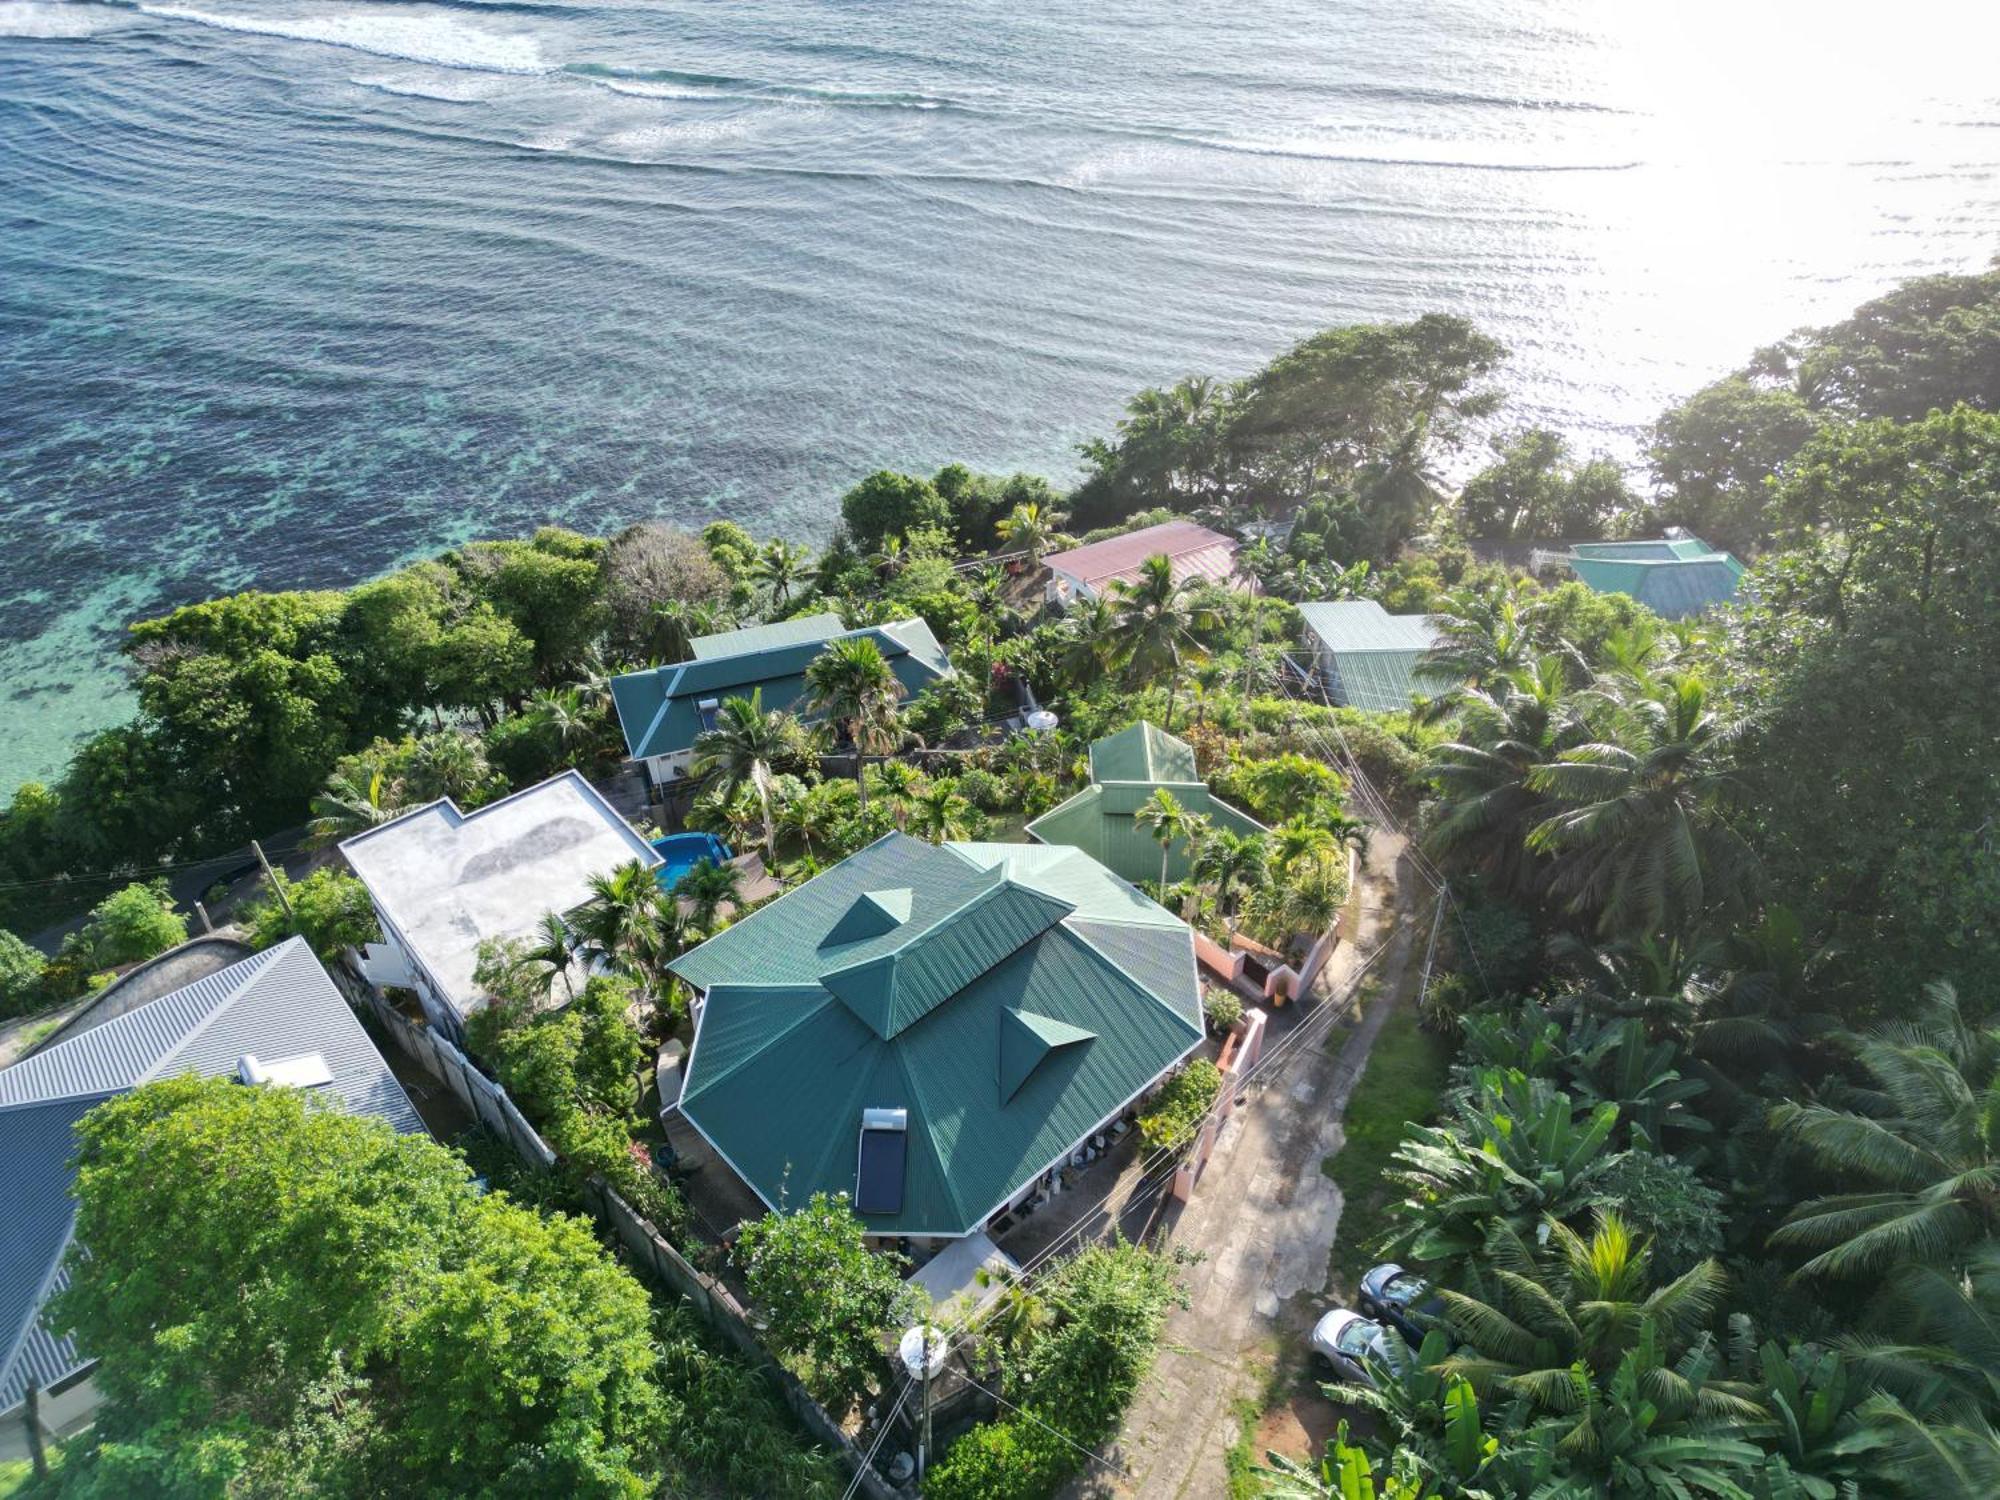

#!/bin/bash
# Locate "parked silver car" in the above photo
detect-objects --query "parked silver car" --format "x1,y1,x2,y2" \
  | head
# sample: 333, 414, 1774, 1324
1308, 1308, 1392, 1385
1356, 1262, 1440, 1342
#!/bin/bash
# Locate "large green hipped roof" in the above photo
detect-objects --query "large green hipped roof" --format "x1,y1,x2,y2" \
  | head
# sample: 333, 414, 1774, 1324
668, 834, 1201, 1237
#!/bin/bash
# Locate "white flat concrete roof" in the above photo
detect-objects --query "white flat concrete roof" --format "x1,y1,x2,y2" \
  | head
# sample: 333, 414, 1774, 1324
341, 771, 659, 1018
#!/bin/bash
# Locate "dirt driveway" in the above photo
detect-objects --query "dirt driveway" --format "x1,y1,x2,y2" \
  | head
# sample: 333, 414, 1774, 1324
1062, 833, 1422, 1499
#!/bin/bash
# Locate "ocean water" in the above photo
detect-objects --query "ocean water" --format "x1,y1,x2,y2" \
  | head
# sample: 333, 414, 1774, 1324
3, 0, 1999, 790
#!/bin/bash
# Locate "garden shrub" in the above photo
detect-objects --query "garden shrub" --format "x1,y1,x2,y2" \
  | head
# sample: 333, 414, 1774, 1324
735, 1191, 910, 1413
921, 1416, 1069, 1500
1137, 1059, 1223, 1152
66, 879, 186, 971
1203, 989, 1244, 1035
954, 767, 1009, 812
243, 868, 381, 963
0, 929, 48, 1019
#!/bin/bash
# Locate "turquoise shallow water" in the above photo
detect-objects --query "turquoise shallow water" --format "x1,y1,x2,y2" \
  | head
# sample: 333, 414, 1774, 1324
3, 0, 1999, 788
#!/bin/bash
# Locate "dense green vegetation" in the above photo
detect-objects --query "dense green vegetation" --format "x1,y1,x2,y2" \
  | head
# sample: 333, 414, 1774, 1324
924, 1241, 1190, 1500
33, 1076, 841, 1500
1249, 272, 2000, 1499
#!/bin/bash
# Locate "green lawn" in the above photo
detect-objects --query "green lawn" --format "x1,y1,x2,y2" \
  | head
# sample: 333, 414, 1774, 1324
1320, 991, 1454, 1294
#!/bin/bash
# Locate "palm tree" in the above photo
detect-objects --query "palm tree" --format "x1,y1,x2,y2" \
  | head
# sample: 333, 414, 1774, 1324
750, 539, 814, 609
1423, 655, 1581, 904
525, 686, 597, 768
1197, 830, 1269, 941
1417, 587, 1569, 703
868, 533, 907, 578
909, 780, 976, 845
1255, 855, 1347, 957
517, 910, 579, 1003
306, 767, 399, 847
996, 500, 1070, 566
1381, 1070, 1623, 1287
1436, 1212, 1745, 1419
1108, 553, 1223, 733
402, 731, 492, 804
650, 599, 730, 663
803, 636, 905, 807
689, 690, 808, 863
570, 859, 668, 983
775, 777, 846, 857
1526, 669, 1754, 938
671, 858, 743, 939
1058, 594, 1120, 691
1769, 982, 1999, 1280
869, 760, 923, 831
1135, 787, 1193, 891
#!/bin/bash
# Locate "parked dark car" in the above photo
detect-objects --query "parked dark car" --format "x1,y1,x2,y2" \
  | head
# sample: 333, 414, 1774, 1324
1356, 1263, 1442, 1342
1308, 1308, 1391, 1386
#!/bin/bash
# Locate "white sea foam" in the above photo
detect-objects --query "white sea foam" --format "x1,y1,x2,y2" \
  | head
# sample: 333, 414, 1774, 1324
137, 4, 548, 74
0, 1, 117, 38
351, 68, 510, 103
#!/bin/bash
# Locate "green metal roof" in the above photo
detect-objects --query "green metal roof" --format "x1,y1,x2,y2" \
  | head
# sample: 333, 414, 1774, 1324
1296, 600, 1438, 654
1296, 602, 1442, 713
1028, 720, 1266, 888
1564, 536, 1745, 619
610, 617, 953, 761
1090, 720, 1198, 785
690, 613, 846, 660
1000, 1010, 1096, 1104
668, 833, 1201, 1236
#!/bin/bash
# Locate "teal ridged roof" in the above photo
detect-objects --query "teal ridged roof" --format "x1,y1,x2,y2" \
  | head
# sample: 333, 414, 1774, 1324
1565, 535, 1745, 619
690, 613, 846, 660
822, 879, 1075, 1040
1297, 601, 1442, 712
610, 617, 953, 761
1090, 720, 1198, 784
1000, 1010, 1096, 1104
669, 833, 1201, 1236
1027, 720, 1266, 888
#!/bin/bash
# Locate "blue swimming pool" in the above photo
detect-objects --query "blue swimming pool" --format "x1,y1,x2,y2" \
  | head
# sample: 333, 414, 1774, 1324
652, 832, 732, 890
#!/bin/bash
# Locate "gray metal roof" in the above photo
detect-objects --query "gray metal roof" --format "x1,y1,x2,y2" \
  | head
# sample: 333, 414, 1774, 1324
0, 938, 423, 1412
1296, 599, 1439, 654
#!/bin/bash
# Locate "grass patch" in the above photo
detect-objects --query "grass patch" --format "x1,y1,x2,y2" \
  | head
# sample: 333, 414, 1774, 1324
1223, 1396, 1264, 1500
1321, 990, 1453, 1293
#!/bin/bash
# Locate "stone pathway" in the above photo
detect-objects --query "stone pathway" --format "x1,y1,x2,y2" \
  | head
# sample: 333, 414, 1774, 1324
1061, 834, 1421, 1499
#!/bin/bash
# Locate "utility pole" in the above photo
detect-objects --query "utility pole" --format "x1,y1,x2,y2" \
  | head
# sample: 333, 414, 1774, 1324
251, 839, 294, 922
918, 1323, 934, 1483
24, 1382, 47, 1480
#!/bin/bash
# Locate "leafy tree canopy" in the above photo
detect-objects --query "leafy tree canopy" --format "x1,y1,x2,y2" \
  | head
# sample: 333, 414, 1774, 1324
48, 1075, 667, 1500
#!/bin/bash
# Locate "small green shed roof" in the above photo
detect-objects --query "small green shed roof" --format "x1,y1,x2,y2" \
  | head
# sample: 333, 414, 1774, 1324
1028, 720, 1265, 888
1090, 720, 1198, 785
668, 834, 1200, 1237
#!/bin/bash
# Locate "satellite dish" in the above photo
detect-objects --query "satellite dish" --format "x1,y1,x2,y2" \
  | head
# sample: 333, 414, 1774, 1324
1025, 709, 1059, 732
899, 1324, 949, 1379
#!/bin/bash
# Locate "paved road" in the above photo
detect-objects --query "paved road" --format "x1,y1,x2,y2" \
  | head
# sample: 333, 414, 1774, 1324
1064, 833, 1419, 1499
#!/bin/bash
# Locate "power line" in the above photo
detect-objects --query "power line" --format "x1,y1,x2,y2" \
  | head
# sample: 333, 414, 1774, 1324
0, 841, 311, 896
840, 1380, 914, 1500
956, 1371, 1138, 1484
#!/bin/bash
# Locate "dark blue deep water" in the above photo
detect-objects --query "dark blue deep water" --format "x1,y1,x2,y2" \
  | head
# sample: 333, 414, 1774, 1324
4, 0, 1999, 786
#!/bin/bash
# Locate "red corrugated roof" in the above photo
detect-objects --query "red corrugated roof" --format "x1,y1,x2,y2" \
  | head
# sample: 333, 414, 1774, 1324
1046, 521, 1241, 593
